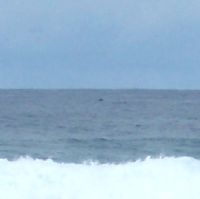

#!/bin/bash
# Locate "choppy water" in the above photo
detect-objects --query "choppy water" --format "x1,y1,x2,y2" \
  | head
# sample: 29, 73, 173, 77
0, 89, 200, 198
1, 89, 200, 162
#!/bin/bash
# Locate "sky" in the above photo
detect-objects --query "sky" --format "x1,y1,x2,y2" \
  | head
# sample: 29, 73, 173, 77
0, 0, 200, 89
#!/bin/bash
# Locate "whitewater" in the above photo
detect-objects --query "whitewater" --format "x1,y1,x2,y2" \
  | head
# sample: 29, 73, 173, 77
0, 156, 200, 199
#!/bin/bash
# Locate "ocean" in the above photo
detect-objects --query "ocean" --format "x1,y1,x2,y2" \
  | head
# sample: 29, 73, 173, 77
0, 89, 200, 198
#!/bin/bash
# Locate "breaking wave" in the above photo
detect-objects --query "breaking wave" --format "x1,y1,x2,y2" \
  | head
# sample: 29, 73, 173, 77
0, 156, 200, 199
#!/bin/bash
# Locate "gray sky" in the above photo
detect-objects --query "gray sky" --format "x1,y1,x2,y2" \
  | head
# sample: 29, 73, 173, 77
0, 0, 200, 89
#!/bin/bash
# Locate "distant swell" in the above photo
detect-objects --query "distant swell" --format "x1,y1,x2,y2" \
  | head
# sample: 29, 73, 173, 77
0, 156, 200, 198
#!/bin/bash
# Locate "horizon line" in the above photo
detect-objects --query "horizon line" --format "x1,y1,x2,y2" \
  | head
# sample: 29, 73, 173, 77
0, 87, 200, 91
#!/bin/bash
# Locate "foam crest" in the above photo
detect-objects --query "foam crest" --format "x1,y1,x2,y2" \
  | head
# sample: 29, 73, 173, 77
0, 156, 200, 199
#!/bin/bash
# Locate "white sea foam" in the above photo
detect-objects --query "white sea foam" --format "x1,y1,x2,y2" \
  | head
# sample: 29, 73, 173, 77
0, 156, 200, 199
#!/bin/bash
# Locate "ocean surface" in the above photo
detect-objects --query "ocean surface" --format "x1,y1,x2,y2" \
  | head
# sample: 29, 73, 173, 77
0, 89, 200, 198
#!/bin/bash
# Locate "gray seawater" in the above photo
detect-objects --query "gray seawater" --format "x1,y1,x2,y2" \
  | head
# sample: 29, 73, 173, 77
0, 89, 200, 163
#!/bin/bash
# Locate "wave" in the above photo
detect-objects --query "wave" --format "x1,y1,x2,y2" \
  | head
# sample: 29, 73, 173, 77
0, 156, 200, 199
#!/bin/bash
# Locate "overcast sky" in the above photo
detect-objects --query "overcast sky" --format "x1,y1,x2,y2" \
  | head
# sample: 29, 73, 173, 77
0, 0, 200, 89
